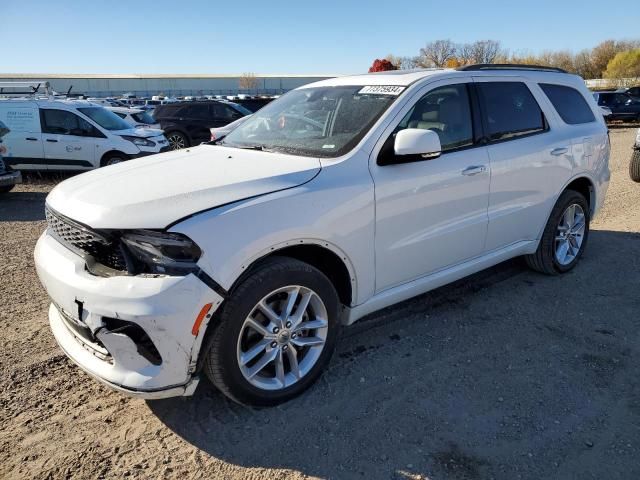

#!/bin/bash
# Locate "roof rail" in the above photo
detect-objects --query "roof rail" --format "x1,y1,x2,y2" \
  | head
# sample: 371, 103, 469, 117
457, 64, 568, 74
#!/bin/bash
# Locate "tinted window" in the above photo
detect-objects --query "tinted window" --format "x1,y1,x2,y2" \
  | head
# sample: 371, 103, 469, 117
394, 84, 474, 151
596, 93, 614, 105
613, 93, 632, 105
540, 84, 595, 125
180, 104, 210, 119
477, 82, 546, 141
41, 109, 99, 136
213, 104, 242, 120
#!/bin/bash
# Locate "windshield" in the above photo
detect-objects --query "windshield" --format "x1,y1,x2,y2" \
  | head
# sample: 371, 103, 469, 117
228, 102, 253, 116
221, 86, 398, 157
78, 107, 132, 131
132, 111, 156, 124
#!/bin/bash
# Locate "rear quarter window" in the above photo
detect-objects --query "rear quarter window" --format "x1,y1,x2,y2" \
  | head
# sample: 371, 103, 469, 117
540, 84, 596, 125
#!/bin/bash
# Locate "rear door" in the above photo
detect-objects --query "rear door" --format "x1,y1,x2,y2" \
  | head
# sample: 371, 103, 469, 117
474, 78, 570, 251
40, 109, 98, 170
0, 103, 45, 170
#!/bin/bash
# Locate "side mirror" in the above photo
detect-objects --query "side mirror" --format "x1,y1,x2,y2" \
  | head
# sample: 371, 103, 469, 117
394, 128, 442, 159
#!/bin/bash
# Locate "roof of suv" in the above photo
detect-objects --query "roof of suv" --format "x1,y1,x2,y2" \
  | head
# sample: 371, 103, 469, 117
302, 65, 582, 89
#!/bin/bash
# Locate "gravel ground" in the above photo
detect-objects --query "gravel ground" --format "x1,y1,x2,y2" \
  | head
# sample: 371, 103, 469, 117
1, 128, 639, 480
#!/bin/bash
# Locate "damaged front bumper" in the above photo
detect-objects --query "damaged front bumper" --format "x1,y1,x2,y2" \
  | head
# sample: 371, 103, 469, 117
35, 231, 223, 399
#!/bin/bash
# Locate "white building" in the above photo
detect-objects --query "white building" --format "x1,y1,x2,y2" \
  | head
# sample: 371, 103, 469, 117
0, 73, 338, 97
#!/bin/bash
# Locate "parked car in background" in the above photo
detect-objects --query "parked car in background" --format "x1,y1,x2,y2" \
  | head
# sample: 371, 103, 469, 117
209, 114, 251, 141
592, 91, 640, 121
0, 99, 169, 170
621, 86, 640, 99
599, 105, 612, 120
233, 96, 275, 112
107, 106, 161, 129
153, 100, 251, 149
0, 120, 21, 193
36, 65, 609, 406
630, 128, 640, 182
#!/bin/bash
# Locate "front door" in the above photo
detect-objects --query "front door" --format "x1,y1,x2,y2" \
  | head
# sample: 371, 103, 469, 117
369, 79, 490, 293
40, 109, 98, 170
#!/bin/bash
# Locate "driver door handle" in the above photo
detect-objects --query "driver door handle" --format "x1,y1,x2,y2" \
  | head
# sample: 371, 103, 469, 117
46, 139, 58, 143
551, 147, 569, 156
461, 165, 486, 176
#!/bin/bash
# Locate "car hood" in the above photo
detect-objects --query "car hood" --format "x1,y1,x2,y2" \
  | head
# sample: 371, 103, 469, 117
112, 127, 164, 138
46, 145, 321, 229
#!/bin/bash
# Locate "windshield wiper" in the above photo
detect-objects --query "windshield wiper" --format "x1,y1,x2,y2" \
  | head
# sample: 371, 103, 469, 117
221, 142, 279, 153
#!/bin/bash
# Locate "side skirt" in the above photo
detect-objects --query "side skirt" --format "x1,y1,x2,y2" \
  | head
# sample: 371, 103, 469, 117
344, 240, 537, 325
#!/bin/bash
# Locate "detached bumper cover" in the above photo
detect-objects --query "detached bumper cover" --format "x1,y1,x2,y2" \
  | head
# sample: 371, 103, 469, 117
35, 231, 223, 398
0, 170, 21, 187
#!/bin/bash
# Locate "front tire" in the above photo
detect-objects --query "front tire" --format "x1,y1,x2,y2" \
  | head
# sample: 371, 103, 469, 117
100, 153, 127, 167
525, 190, 590, 275
0, 184, 15, 193
204, 257, 340, 406
166, 131, 189, 150
630, 150, 640, 183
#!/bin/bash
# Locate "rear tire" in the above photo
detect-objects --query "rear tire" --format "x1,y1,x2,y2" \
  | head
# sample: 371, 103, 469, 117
630, 150, 640, 183
166, 131, 189, 150
525, 190, 590, 275
203, 257, 340, 406
0, 184, 15, 193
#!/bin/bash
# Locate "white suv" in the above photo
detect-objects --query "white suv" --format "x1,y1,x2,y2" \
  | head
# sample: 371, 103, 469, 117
35, 66, 610, 406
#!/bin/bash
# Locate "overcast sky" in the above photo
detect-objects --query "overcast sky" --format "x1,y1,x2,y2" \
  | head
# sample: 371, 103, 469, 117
2, 0, 639, 74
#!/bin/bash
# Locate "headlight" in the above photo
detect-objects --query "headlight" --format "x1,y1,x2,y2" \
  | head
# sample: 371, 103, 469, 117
636, 129, 640, 146
122, 135, 156, 147
121, 230, 201, 275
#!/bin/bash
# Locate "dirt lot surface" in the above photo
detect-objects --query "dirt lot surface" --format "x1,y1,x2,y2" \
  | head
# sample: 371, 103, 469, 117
1, 128, 639, 480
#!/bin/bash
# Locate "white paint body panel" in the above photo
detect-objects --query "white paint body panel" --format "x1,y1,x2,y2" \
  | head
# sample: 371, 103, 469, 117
34, 68, 610, 398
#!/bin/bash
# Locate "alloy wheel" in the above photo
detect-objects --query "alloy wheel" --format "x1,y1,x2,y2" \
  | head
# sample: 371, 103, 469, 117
168, 133, 186, 150
236, 285, 328, 391
554, 203, 586, 265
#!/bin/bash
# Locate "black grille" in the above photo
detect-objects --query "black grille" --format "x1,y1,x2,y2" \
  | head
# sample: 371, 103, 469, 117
46, 207, 128, 271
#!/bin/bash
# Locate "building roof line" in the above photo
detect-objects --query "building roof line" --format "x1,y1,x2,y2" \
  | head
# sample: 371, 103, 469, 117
0, 73, 343, 79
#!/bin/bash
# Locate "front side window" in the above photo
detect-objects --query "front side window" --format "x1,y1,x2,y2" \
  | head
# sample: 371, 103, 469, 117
393, 84, 474, 152
221, 86, 398, 158
131, 111, 155, 124
213, 104, 242, 120
540, 84, 595, 125
77, 107, 131, 131
477, 82, 546, 142
41, 109, 100, 136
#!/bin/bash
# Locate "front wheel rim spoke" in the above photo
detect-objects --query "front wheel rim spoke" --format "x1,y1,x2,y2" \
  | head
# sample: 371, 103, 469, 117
281, 287, 300, 321
289, 291, 313, 328
556, 241, 570, 263
247, 348, 278, 379
286, 346, 300, 379
245, 318, 274, 338
295, 317, 328, 332
275, 349, 286, 387
240, 339, 270, 366
257, 301, 281, 326
291, 336, 324, 347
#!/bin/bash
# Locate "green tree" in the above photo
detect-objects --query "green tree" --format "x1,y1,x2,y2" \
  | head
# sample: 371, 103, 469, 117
604, 49, 640, 82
